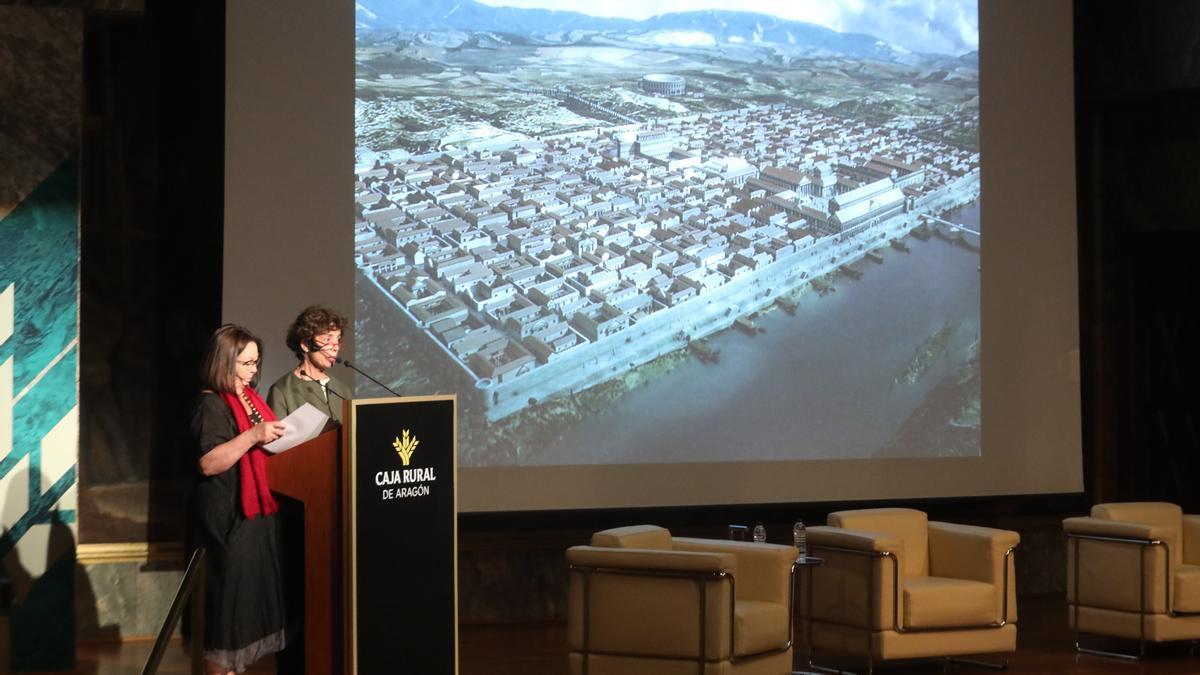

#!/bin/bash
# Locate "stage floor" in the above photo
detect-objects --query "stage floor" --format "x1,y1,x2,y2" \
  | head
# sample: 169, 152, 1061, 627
79, 596, 1199, 674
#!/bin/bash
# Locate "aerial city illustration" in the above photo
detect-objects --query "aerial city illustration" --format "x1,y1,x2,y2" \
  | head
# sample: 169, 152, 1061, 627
353, 0, 983, 466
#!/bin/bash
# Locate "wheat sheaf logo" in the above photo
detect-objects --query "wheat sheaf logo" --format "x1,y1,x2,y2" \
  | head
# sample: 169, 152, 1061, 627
393, 429, 419, 466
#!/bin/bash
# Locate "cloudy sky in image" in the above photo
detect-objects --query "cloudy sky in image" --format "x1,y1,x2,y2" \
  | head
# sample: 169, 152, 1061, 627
474, 0, 979, 55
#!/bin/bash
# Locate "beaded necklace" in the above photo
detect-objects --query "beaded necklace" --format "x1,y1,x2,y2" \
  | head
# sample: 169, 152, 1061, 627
239, 389, 263, 425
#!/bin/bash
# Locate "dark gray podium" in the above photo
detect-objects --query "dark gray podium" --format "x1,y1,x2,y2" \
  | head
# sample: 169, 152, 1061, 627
344, 395, 457, 675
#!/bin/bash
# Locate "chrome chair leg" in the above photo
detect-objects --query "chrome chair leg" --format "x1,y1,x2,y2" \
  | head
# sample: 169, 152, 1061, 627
1075, 632, 1145, 661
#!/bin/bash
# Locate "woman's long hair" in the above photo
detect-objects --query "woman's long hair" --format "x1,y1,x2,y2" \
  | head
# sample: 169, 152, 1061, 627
200, 324, 263, 392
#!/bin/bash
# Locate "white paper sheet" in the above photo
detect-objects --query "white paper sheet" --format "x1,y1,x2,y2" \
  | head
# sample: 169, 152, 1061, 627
264, 403, 330, 454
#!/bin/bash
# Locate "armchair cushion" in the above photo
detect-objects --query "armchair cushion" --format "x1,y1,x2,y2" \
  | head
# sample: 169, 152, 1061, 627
904, 576, 998, 628
1185, 516, 1200, 565
1175, 564, 1200, 613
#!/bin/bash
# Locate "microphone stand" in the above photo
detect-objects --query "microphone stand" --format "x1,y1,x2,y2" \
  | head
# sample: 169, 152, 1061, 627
336, 357, 403, 397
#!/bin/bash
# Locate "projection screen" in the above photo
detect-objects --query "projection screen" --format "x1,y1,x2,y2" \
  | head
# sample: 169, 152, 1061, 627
225, 0, 1083, 511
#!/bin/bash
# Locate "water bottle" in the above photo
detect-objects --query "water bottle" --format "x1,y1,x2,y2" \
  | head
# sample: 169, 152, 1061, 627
793, 519, 807, 558
752, 522, 766, 543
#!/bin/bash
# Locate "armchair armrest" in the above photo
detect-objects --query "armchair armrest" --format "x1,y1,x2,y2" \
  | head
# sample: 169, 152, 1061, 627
1184, 516, 1200, 565
807, 526, 904, 553
1063, 517, 1172, 614
566, 545, 740, 661
1063, 516, 1174, 543
807, 526, 904, 632
672, 538, 795, 604
567, 546, 736, 575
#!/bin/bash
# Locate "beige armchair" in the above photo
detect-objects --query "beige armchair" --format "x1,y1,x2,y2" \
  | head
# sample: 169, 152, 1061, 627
806, 508, 1018, 673
1063, 501, 1200, 658
566, 525, 796, 675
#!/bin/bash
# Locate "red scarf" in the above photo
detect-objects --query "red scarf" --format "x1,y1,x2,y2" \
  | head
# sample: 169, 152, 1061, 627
220, 388, 279, 518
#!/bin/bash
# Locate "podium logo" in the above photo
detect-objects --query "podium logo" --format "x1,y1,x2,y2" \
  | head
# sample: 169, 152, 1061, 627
393, 429, 419, 466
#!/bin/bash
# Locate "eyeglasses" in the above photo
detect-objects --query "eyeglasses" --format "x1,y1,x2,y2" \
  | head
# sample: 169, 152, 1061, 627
236, 359, 261, 368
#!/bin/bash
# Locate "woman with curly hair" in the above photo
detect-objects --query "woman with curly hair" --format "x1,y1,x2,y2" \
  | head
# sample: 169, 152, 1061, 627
267, 305, 348, 425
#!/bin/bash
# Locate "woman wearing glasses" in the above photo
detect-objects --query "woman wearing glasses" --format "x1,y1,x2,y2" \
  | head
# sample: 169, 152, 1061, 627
188, 324, 289, 675
267, 305, 348, 425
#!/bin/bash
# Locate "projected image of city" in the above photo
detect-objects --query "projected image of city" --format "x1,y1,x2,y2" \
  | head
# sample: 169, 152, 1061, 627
353, 0, 982, 466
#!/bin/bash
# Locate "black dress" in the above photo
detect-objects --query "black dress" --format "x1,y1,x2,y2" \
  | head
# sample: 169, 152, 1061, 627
188, 392, 286, 672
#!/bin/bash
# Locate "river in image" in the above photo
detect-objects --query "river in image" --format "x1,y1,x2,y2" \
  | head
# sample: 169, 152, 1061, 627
529, 201, 983, 465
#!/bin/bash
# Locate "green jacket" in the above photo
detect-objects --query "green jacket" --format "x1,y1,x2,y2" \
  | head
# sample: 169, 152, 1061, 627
266, 369, 347, 426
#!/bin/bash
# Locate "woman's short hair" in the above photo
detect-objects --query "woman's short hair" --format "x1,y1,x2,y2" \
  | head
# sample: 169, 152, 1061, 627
201, 324, 263, 392
285, 305, 346, 361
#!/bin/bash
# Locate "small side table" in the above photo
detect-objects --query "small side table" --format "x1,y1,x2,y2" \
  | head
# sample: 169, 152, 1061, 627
792, 555, 825, 675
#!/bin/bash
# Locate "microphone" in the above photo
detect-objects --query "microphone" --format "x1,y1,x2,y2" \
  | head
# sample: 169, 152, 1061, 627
302, 338, 350, 401
334, 356, 402, 397
304, 335, 401, 397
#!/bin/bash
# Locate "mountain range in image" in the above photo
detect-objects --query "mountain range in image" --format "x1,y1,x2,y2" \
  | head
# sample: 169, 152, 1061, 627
355, 0, 979, 69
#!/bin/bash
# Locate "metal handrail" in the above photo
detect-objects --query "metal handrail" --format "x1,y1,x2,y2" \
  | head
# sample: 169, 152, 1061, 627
141, 547, 206, 675
569, 559, 796, 675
